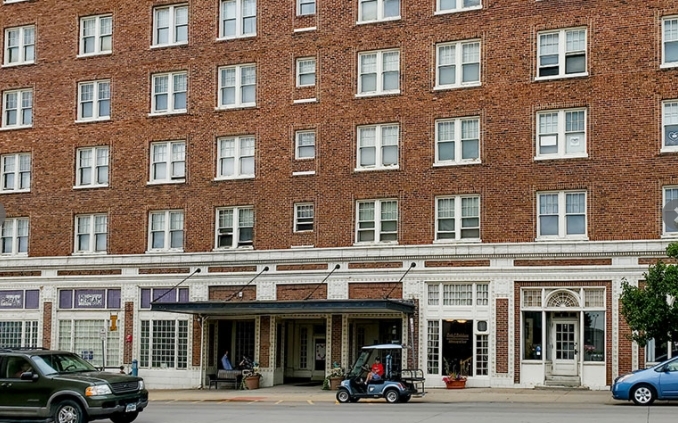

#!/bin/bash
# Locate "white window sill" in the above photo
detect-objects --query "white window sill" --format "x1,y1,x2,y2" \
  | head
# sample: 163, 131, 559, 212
292, 170, 315, 176
293, 98, 317, 104
433, 239, 481, 244
212, 246, 254, 251
291, 244, 315, 249
215, 104, 256, 111
534, 73, 589, 82
72, 251, 108, 256
533, 154, 588, 161
354, 165, 400, 172
216, 34, 257, 42
535, 236, 589, 242
1, 61, 35, 68
146, 249, 185, 254
75, 117, 111, 124
0, 125, 32, 131
356, 90, 401, 98
296, 83, 316, 89
353, 241, 399, 246
214, 175, 255, 181
147, 180, 185, 185
356, 17, 401, 25
661, 233, 678, 238
0, 189, 30, 194
660, 147, 678, 154
73, 184, 109, 190
0, 253, 28, 257
148, 111, 187, 117
434, 6, 482, 15
294, 156, 315, 161
77, 51, 113, 59
433, 82, 481, 91
293, 27, 317, 33
150, 42, 188, 49
660, 63, 678, 69
433, 160, 481, 167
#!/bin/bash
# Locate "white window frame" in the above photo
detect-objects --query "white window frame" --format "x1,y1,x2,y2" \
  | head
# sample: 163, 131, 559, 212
151, 72, 187, 115
1, 217, 28, 255
435, 40, 481, 89
74, 214, 108, 254
537, 191, 587, 240
1, 153, 30, 193
434, 117, 480, 165
663, 187, 678, 236
3, 25, 35, 66
662, 100, 678, 152
294, 203, 314, 232
295, 130, 316, 159
662, 16, 678, 68
149, 140, 186, 184
216, 135, 255, 179
77, 80, 111, 122
535, 108, 587, 159
78, 15, 112, 57
357, 0, 400, 24
357, 49, 400, 96
218, 64, 256, 109
536, 27, 587, 80
148, 210, 184, 252
75, 146, 109, 188
139, 318, 189, 369
355, 199, 398, 244
152, 4, 189, 47
2, 88, 33, 129
435, 0, 481, 14
219, 0, 257, 40
297, 0, 316, 16
435, 195, 481, 242
215, 206, 254, 249
356, 123, 399, 170
296, 58, 316, 87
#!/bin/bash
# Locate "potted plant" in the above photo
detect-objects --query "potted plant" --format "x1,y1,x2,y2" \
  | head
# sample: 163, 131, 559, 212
322, 361, 344, 390
442, 358, 467, 389
243, 363, 262, 390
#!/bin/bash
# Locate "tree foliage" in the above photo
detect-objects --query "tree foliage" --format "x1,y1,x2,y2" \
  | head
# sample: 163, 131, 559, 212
620, 243, 678, 347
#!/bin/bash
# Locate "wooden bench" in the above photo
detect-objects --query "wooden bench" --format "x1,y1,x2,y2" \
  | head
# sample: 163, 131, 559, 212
208, 369, 243, 389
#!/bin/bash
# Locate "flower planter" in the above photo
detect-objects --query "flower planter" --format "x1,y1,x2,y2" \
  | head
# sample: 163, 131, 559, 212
244, 375, 260, 390
329, 377, 343, 390
444, 379, 467, 389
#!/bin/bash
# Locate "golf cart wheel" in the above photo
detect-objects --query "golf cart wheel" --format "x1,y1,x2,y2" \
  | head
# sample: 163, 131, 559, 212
631, 384, 656, 406
384, 389, 400, 404
336, 389, 351, 403
400, 395, 411, 403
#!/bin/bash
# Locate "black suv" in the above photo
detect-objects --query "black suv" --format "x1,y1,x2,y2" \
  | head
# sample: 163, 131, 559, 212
0, 348, 148, 423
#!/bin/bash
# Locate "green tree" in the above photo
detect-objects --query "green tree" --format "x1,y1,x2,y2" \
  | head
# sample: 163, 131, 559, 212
620, 243, 678, 347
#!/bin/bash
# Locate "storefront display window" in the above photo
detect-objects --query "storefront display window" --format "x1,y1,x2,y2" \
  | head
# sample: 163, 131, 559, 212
583, 311, 604, 362
523, 311, 542, 360
442, 319, 473, 375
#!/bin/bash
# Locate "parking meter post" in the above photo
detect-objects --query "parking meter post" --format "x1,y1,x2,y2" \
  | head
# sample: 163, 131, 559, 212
132, 359, 138, 376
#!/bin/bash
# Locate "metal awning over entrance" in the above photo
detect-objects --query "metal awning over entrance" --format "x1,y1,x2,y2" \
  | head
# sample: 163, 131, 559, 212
150, 299, 415, 316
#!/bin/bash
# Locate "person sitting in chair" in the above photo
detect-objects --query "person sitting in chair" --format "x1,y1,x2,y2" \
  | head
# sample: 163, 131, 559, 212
365, 357, 384, 383
221, 350, 233, 370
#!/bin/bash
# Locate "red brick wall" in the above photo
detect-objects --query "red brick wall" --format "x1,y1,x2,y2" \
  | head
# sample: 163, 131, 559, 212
208, 286, 257, 301
496, 298, 509, 374
41, 302, 52, 349
259, 316, 271, 367
192, 316, 202, 367
277, 283, 327, 300
123, 302, 134, 363
349, 283, 401, 299
331, 315, 342, 367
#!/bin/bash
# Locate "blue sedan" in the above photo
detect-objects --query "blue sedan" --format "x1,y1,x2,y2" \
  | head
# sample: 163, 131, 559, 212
612, 356, 678, 405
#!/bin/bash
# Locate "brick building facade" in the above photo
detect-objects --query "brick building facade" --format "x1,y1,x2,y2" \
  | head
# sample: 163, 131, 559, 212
0, 0, 676, 389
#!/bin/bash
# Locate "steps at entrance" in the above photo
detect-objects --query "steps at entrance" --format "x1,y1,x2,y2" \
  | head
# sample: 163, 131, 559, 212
541, 376, 582, 388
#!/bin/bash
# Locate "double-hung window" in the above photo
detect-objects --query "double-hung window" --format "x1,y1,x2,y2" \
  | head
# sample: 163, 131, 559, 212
435, 117, 480, 164
663, 187, 678, 235
297, 58, 316, 87
79, 15, 112, 56
298, 0, 316, 15
3, 25, 35, 66
357, 123, 399, 169
436, 40, 481, 89
295, 130, 315, 159
216, 207, 254, 248
358, 0, 400, 23
77, 80, 110, 121
218, 64, 256, 108
436, 0, 481, 14
153, 4, 188, 47
2, 89, 32, 129
536, 108, 586, 159
151, 72, 187, 114
74, 214, 107, 254
537, 191, 587, 239
663, 17, 678, 67
662, 100, 678, 152
294, 203, 314, 232
537, 28, 587, 79
356, 199, 398, 243
435, 195, 480, 241
1, 153, 30, 192
139, 319, 188, 369
358, 49, 399, 96
217, 136, 255, 178
76, 146, 109, 187
148, 210, 184, 251
219, 0, 256, 39
150, 141, 186, 183
1, 217, 28, 255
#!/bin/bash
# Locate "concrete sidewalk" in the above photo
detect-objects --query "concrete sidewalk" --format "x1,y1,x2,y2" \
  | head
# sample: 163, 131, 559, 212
148, 385, 616, 404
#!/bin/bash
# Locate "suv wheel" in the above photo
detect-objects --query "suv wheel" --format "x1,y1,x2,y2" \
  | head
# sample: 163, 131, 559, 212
54, 399, 84, 423
110, 411, 139, 423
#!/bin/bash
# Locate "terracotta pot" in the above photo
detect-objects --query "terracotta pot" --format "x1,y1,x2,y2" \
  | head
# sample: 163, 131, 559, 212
244, 375, 260, 390
329, 377, 342, 390
444, 379, 466, 389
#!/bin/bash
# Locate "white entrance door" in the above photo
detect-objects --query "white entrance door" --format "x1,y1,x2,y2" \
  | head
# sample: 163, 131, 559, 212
552, 319, 578, 376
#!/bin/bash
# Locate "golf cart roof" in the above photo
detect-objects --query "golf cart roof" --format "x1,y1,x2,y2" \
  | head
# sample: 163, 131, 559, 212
361, 344, 405, 350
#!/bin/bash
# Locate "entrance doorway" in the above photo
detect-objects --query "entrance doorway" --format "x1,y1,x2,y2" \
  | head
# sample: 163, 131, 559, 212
551, 318, 578, 376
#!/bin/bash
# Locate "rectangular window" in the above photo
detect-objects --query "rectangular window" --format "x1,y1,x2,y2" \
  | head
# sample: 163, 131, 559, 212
662, 100, 678, 151
2, 89, 33, 128
426, 320, 440, 374
139, 320, 188, 369
219, 0, 256, 39
356, 199, 398, 243
664, 187, 678, 234
151, 72, 187, 114
583, 311, 604, 362
296, 58, 316, 87
358, 49, 400, 96
0, 321, 38, 348
357, 123, 399, 169
298, 0, 316, 15
216, 206, 254, 248
443, 283, 473, 305
663, 17, 678, 67
358, 0, 400, 23
217, 136, 255, 178
435, 195, 480, 241
76, 146, 109, 187
436, 40, 481, 88
537, 191, 587, 239
1, 153, 30, 192
295, 130, 315, 159
441, 320, 474, 376
153, 4, 188, 46
79, 15, 112, 56
538, 28, 587, 78
523, 311, 543, 359
475, 333, 488, 375
437, 0, 481, 13
0, 290, 38, 309
77, 80, 110, 121
150, 141, 186, 183
148, 210, 184, 251
58, 319, 120, 368
435, 117, 480, 164
536, 108, 586, 158
427, 284, 440, 306
294, 203, 314, 232
1, 218, 28, 255
218, 64, 256, 108
140, 287, 188, 308
59, 288, 121, 309
75, 214, 108, 253
476, 283, 489, 306
3, 25, 35, 66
